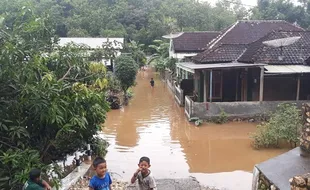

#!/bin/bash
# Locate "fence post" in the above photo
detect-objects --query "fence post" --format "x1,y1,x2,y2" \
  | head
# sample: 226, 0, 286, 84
87, 144, 91, 161
75, 153, 80, 172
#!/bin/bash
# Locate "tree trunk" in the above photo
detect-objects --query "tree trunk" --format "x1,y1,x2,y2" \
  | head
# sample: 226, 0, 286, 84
123, 90, 128, 106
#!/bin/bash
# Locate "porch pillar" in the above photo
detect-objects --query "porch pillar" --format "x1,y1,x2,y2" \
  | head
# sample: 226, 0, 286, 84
235, 70, 239, 101
210, 70, 213, 103
186, 71, 189, 79
204, 71, 207, 102
194, 72, 199, 93
259, 66, 264, 102
297, 75, 301, 101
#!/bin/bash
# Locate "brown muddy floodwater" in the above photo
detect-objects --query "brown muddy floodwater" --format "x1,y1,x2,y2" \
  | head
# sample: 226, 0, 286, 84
99, 68, 289, 190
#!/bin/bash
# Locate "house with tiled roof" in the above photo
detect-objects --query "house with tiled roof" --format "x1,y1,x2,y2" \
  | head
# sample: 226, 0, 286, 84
166, 31, 220, 60
169, 20, 310, 119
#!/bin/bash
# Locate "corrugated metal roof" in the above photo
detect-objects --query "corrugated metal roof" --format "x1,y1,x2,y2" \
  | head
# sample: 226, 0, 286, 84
58, 38, 124, 49
265, 65, 310, 73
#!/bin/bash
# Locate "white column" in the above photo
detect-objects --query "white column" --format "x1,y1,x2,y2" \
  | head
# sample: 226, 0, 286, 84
204, 71, 207, 102
186, 71, 189, 79
210, 70, 213, 103
259, 67, 264, 102
297, 75, 301, 101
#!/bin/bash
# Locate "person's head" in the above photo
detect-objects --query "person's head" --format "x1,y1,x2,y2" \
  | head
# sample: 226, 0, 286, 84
93, 157, 107, 177
29, 169, 41, 182
138, 156, 151, 173
151, 78, 153, 80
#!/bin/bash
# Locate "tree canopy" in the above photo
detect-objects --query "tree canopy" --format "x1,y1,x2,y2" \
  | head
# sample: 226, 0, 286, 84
0, 0, 251, 48
114, 55, 139, 96
251, 0, 310, 29
0, 7, 110, 189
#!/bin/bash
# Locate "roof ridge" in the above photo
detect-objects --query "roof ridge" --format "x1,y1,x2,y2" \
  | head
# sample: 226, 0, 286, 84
207, 21, 239, 50
238, 20, 287, 22
182, 31, 220, 33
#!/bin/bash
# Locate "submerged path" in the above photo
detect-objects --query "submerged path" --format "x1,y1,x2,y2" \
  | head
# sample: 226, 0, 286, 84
100, 68, 289, 190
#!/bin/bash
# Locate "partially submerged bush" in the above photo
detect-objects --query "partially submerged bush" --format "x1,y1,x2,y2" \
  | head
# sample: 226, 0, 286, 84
214, 109, 228, 124
90, 137, 109, 158
251, 103, 302, 149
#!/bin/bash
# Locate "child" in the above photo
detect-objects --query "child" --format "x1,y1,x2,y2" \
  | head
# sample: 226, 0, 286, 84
131, 156, 157, 190
89, 157, 112, 190
23, 169, 51, 190
150, 78, 154, 87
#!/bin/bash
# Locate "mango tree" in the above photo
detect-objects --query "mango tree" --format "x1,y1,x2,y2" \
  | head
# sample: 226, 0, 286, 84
0, 8, 110, 189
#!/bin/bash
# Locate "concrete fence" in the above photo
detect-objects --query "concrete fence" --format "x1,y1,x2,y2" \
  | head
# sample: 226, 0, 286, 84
185, 96, 194, 118
186, 100, 309, 120
174, 83, 184, 106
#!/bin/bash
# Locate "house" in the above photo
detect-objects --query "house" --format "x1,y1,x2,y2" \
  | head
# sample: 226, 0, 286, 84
166, 31, 220, 61
58, 37, 124, 71
169, 20, 310, 119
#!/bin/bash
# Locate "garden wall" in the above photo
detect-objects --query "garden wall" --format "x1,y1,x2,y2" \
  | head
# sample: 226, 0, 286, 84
190, 101, 308, 120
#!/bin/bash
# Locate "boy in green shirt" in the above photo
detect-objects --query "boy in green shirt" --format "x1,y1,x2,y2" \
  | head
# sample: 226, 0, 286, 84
23, 169, 52, 190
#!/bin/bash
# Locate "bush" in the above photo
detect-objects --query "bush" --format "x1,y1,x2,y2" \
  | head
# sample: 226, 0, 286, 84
215, 109, 228, 124
90, 137, 109, 158
251, 103, 302, 149
0, 149, 61, 189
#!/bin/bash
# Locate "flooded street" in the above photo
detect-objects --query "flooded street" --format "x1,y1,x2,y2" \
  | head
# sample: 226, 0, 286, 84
100, 69, 289, 189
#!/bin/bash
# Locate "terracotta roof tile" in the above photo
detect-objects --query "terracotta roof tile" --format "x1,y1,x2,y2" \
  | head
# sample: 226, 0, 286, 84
238, 31, 310, 65
193, 44, 247, 63
193, 20, 304, 63
172, 32, 220, 52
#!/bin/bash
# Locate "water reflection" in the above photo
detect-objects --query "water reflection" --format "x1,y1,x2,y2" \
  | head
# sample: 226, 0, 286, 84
101, 68, 289, 189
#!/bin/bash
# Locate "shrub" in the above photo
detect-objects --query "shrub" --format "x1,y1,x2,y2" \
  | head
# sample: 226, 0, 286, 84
251, 103, 302, 149
215, 109, 228, 124
90, 137, 109, 158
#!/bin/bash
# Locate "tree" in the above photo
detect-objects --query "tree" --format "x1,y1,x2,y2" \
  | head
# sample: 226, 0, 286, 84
114, 55, 138, 104
125, 40, 147, 69
251, 103, 303, 149
0, 0, 245, 49
0, 8, 110, 189
251, 0, 310, 29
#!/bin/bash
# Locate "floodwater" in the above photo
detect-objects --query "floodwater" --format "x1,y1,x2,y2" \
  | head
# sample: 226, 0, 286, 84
99, 68, 289, 190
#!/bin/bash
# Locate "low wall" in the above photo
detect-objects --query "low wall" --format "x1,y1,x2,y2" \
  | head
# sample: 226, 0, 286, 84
191, 101, 309, 120
166, 79, 175, 94
174, 84, 184, 106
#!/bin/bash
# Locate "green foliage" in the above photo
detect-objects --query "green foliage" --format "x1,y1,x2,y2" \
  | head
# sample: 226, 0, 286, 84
114, 55, 139, 96
251, 103, 303, 149
90, 137, 109, 158
0, 0, 249, 49
215, 109, 228, 124
0, 149, 61, 190
127, 88, 134, 99
106, 71, 122, 94
166, 58, 177, 73
252, 0, 310, 29
125, 40, 146, 68
89, 49, 104, 62
148, 40, 176, 74
0, 8, 110, 188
